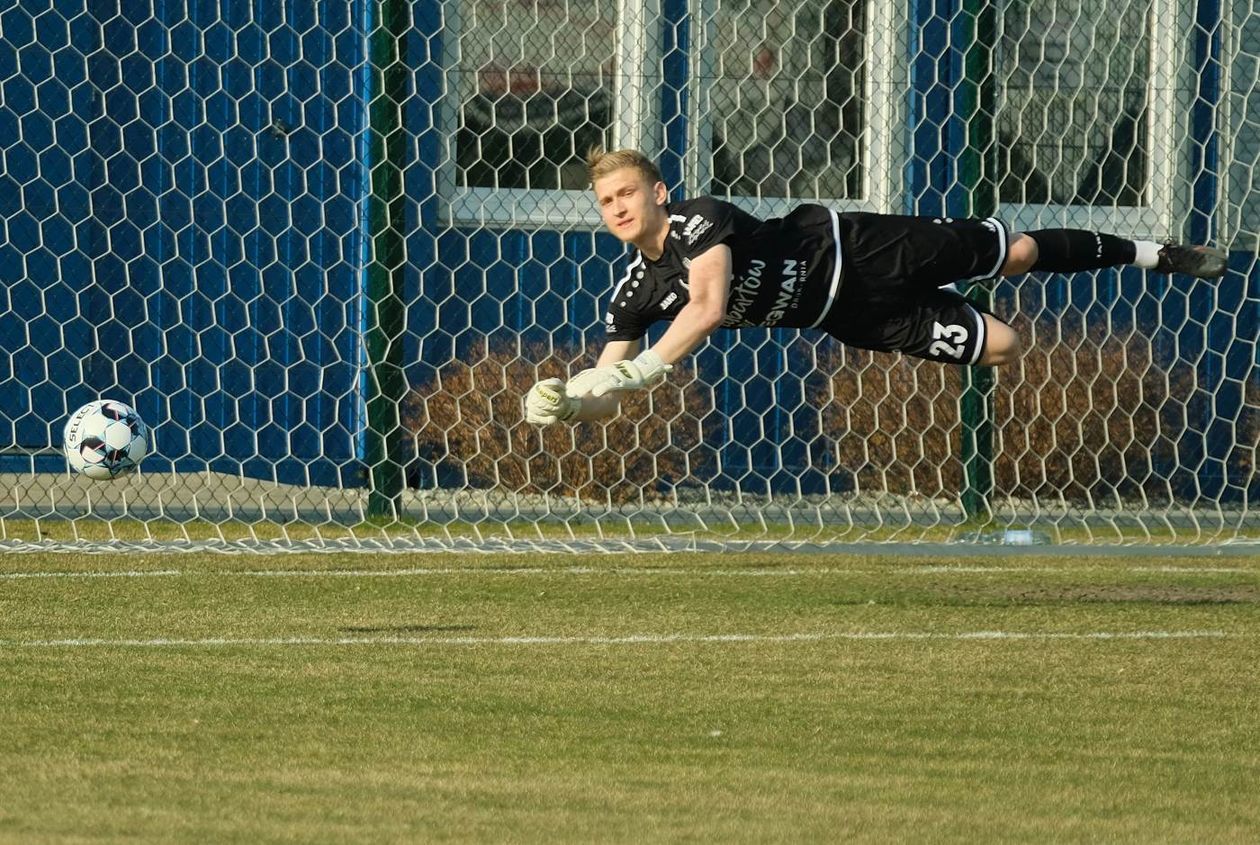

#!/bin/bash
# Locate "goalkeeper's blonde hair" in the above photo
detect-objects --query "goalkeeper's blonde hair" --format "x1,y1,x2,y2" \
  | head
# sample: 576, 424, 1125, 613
585, 147, 663, 187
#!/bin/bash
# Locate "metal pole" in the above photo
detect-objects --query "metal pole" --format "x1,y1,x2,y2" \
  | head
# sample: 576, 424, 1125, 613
958, 0, 997, 521
365, 0, 408, 518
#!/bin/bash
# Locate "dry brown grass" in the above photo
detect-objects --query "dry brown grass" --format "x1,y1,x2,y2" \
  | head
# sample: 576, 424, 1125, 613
404, 329, 1256, 505
993, 320, 1193, 502
403, 340, 716, 505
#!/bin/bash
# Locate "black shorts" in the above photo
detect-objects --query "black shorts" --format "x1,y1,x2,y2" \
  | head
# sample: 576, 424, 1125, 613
821, 213, 1009, 365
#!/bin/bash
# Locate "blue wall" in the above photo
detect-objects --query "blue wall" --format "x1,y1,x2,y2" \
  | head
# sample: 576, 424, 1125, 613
1, 0, 366, 485
0, 0, 1254, 502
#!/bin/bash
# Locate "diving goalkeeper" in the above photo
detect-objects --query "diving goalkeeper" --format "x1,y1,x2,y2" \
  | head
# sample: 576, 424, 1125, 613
525, 148, 1228, 425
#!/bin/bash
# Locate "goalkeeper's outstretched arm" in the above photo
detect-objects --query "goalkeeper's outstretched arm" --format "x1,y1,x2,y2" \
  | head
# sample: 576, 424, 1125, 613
567, 339, 639, 421
524, 245, 731, 425
571, 246, 730, 421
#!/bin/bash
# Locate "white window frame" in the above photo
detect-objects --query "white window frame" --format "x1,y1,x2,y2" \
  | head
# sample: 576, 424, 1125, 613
995, 0, 1193, 241
438, 0, 662, 229
1218, 2, 1258, 246
439, 0, 898, 226
685, 0, 905, 217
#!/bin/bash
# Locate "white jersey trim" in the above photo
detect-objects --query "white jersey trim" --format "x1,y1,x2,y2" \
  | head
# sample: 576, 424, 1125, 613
966, 303, 987, 366
608, 253, 643, 311
809, 209, 845, 328
964, 217, 1009, 283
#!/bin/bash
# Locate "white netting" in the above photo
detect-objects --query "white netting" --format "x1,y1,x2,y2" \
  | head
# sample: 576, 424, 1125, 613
0, 0, 1255, 552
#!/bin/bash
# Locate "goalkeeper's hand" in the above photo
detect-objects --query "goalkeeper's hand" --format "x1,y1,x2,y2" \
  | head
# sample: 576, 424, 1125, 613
565, 350, 673, 399
524, 378, 580, 425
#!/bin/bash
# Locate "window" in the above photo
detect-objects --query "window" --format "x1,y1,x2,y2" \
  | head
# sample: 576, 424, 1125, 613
997, 0, 1150, 207
446, 0, 617, 227
443, 0, 896, 224
1224, 2, 1260, 241
453, 0, 617, 191
994, 0, 1186, 235
704, 0, 865, 201
689, 0, 900, 215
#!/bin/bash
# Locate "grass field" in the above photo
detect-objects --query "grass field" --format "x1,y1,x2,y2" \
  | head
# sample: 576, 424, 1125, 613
1, 551, 1258, 843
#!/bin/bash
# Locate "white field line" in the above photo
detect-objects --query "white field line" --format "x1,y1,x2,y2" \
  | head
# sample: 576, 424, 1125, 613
1130, 566, 1256, 574
0, 565, 1253, 580
911, 565, 1253, 574
0, 630, 1234, 648
0, 569, 184, 579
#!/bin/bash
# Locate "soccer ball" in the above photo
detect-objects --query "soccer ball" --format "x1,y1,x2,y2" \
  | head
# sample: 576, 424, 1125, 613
62, 400, 153, 481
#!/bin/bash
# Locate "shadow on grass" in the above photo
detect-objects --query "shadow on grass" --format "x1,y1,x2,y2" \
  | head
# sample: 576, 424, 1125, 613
337, 624, 478, 634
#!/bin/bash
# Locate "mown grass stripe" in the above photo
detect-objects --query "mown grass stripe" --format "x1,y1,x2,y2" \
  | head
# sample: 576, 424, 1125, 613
2, 630, 1232, 648
0, 564, 1252, 579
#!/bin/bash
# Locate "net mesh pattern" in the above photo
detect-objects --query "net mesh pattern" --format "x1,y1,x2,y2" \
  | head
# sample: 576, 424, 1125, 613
0, 0, 1255, 551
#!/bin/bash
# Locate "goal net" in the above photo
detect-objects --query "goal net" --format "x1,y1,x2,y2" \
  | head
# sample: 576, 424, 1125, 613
1, 0, 1255, 551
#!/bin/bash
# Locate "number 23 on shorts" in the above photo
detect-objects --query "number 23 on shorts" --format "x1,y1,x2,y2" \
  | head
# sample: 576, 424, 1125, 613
929, 321, 969, 360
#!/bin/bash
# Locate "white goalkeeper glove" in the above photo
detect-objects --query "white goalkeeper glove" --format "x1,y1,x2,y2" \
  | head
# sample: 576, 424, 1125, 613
565, 350, 673, 399
524, 378, 580, 425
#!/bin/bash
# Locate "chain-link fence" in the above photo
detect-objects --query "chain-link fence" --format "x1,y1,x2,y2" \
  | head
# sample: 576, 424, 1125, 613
0, 0, 1255, 551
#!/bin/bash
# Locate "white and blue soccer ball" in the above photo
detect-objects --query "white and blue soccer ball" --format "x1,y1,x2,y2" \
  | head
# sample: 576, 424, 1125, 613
62, 400, 153, 481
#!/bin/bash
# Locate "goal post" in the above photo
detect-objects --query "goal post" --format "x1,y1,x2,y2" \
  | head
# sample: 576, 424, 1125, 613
958, 0, 999, 521
365, 0, 410, 519
0, 0, 1255, 551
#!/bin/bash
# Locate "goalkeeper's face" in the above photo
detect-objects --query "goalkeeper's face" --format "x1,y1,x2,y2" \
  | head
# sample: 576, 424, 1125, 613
593, 168, 669, 248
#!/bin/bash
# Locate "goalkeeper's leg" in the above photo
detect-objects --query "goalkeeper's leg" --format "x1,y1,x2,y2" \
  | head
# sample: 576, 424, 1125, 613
1001, 231, 1228, 278
826, 289, 1023, 367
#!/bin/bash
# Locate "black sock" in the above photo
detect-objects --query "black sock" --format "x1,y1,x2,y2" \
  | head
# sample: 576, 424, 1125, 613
1027, 229, 1136, 273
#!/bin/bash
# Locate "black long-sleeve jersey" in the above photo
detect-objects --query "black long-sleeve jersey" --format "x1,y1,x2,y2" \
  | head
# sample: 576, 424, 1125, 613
602, 196, 844, 341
